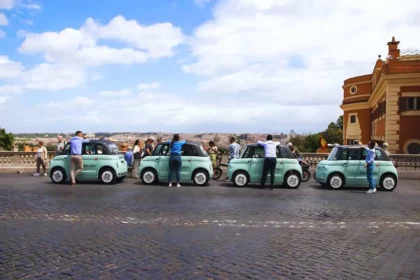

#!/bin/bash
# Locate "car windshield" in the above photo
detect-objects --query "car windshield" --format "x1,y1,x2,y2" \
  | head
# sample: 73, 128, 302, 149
240, 147, 248, 158
327, 147, 341, 161
107, 144, 120, 155
200, 145, 208, 156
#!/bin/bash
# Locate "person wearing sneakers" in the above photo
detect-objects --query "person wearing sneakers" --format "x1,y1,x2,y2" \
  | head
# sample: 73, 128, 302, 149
34, 141, 48, 177
168, 134, 187, 188
69, 131, 90, 186
258, 135, 280, 190
365, 141, 377, 194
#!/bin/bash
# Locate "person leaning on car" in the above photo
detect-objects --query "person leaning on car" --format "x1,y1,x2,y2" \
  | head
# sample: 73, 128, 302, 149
143, 137, 155, 158
69, 130, 89, 186
258, 135, 280, 190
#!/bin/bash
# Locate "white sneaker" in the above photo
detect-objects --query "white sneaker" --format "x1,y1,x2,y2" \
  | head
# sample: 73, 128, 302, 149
366, 189, 377, 194
33, 173, 40, 177
44, 173, 47, 177
169, 183, 172, 188
177, 183, 181, 188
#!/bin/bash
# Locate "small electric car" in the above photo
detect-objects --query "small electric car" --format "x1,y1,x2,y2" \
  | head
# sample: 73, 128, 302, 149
48, 140, 128, 185
227, 144, 302, 188
314, 145, 398, 191
138, 142, 213, 186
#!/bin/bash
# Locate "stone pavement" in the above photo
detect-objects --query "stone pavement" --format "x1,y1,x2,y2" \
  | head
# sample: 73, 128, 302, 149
0, 175, 419, 280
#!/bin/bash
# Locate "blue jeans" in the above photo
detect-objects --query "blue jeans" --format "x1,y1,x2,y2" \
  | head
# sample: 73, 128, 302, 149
366, 163, 376, 190
169, 155, 182, 183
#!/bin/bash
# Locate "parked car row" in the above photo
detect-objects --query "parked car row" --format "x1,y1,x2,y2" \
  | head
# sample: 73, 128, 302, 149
48, 141, 399, 191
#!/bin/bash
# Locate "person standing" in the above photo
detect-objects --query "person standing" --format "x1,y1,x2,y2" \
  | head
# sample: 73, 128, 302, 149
33, 141, 48, 177
225, 136, 241, 181
365, 141, 377, 194
207, 140, 218, 169
382, 142, 391, 157
69, 131, 89, 186
143, 137, 155, 158
132, 140, 142, 178
124, 146, 134, 167
258, 135, 280, 190
168, 134, 187, 187
55, 135, 66, 156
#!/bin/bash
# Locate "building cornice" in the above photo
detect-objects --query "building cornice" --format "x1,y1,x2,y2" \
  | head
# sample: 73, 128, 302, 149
340, 102, 371, 111
368, 73, 420, 106
342, 80, 372, 89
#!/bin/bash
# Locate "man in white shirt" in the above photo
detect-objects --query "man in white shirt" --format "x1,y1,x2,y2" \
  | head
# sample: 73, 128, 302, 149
257, 135, 280, 190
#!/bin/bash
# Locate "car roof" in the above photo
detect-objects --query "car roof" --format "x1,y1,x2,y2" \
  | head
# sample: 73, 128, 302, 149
159, 141, 202, 147
84, 140, 114, 144
337, 145, 384, 150
247, 143, 289, 148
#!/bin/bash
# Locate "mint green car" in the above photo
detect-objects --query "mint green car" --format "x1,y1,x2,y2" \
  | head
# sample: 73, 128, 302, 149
227, 144, 302, 188
139, 142, 213, 186
315, 145, 398, 191
48, 140, 128, 185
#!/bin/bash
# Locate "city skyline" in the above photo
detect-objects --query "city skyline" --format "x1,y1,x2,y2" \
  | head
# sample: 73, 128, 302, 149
1, 0, 419, 133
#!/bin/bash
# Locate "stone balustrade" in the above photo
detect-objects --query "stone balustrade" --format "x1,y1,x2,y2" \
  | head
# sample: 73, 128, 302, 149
0, 152, 419, 178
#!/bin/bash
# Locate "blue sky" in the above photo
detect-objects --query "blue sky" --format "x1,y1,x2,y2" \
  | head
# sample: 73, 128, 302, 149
1, 0, 419, 133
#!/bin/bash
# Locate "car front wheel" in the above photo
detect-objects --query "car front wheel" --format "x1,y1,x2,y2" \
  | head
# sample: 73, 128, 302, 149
380, 174, 397, 191
100, 168, 117, 185
328, 173, 344, 190
233, 171, 248, 187
285, 172, 300, 188
193, 170, 209, 186
141, 169, 157, 185
50, 167, 67, 184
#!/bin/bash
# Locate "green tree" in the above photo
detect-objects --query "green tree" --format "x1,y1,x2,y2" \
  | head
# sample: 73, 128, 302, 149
303, 133, 322, 152
0, 128, 14, 151
336, 115, 343, 130
322, 122, 343, 145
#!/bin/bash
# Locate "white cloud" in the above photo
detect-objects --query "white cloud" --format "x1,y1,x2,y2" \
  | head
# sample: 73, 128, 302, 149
99, 89, 131, 97
23, 63, 85, 90
46, 96, 94, 109
0, 95, 9, 104
19, 15, 185, 66
182, 0, 420, 124
0, 0, 14, 9
0, 84, 23, 95
0, 56, 23, 78
22, 3, 40, 10
137, 82, 160, 90
0, 13, 8, 25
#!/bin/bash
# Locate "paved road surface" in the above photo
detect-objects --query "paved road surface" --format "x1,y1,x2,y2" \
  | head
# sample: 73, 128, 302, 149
1, 175, 419, 280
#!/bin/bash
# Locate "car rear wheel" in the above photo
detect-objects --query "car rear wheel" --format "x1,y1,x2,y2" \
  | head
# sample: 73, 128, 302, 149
380, 174, 397, 191
233, 171, 248, 187
100, 168, 117, 185
142, 169, 157, 185
328, 173, 344, 190
193, 170, 209, 186
285, 172, 300, 188
50, 167, 67, 184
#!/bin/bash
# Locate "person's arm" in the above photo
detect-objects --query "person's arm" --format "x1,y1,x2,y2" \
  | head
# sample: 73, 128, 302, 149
295, 149, 301, 157
83, 138, 90, 143
43, 147, 48, 160
257, 141, 266, 147
145, 145, 152, 155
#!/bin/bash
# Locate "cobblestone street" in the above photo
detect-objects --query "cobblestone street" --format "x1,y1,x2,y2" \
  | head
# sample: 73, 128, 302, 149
1, 175, 420, 280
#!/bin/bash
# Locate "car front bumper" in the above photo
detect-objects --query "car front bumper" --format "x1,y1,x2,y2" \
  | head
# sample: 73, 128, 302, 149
314, 167, 327, 184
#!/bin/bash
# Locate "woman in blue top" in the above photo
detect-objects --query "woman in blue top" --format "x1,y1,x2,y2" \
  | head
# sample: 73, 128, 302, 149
168, 134, 187, 188
364, 141, 377, 194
